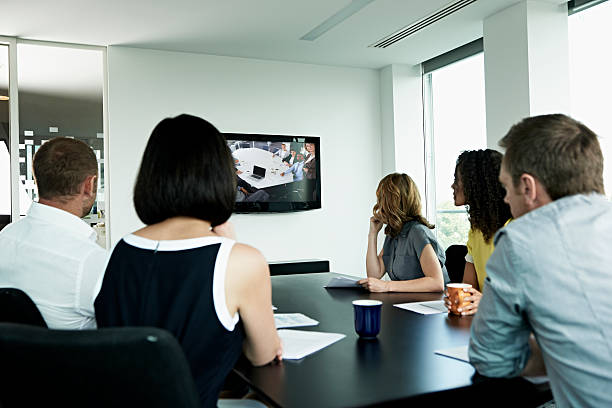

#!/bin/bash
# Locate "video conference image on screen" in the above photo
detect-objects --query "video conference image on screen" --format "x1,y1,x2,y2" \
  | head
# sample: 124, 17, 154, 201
227, 137, 320, 210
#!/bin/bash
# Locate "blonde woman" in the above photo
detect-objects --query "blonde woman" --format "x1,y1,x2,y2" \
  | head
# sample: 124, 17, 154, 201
360, 173, 449, 292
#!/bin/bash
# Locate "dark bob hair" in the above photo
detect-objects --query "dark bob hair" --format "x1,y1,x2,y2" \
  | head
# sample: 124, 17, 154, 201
134, 114, 236, 227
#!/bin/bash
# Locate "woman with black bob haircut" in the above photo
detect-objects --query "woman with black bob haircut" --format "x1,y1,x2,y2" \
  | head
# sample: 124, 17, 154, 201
444, 149, 512, 315
133, 114, 236, 226
95, 114, 282, 408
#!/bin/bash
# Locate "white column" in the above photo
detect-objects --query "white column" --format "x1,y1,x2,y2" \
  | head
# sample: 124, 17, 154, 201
483, 0, 570, 149
379, 64, 426, 198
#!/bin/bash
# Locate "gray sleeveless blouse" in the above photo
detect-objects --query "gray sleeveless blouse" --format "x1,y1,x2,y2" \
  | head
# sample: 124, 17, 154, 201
381, 220, 449, 283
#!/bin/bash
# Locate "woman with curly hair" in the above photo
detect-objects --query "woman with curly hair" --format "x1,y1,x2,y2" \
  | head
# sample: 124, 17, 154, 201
360, 173, 449, 292
446, 149, 512, 315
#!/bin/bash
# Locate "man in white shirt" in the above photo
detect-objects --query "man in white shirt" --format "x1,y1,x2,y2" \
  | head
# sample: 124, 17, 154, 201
0, 137, 108, 329
274, 143, 290, 160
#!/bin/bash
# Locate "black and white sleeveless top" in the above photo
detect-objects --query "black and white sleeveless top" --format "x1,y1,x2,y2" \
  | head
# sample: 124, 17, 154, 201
94, 234, 245, 408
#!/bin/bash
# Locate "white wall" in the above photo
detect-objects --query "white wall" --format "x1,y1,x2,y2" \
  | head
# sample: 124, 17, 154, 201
484, 0, 570, 148
106, 46, 382, 276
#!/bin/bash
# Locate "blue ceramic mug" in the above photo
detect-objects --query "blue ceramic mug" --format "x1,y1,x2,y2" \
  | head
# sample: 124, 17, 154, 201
352, 300, 382, 339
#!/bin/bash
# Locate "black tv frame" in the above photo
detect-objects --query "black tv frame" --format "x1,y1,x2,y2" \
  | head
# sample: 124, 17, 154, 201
224, 133, 321, 213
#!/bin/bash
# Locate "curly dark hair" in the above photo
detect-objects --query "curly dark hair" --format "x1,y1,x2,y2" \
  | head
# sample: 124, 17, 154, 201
455, 149, 512, 243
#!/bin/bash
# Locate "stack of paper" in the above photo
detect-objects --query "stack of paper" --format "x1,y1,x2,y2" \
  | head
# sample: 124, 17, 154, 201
274, 313, 319, 329
278, 329, 345, 360
324, 275, 361, 288
394, 300, 447, 315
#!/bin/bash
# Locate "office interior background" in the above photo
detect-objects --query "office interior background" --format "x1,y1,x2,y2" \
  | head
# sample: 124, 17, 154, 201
0, 0, 610, 275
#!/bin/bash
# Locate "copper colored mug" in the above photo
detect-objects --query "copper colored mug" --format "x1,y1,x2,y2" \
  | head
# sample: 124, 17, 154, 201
446, 283, 472, 315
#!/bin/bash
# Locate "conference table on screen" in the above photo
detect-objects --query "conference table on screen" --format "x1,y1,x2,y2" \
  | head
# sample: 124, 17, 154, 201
233, 147, 294, 189
233, 272, 550, 408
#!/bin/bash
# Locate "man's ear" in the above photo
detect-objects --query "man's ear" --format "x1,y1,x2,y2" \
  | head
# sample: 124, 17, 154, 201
82, 175, 97, 196
519, 173, 538, 203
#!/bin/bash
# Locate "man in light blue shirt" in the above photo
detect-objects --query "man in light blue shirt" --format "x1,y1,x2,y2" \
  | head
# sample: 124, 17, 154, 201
281, 153, 305, 181
469, 114, 612, 408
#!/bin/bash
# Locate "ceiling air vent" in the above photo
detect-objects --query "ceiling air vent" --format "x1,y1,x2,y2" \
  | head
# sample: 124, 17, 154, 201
369, 0, 478, 48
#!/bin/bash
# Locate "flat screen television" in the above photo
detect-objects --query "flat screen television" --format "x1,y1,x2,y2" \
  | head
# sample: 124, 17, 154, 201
225, 133, 321, 213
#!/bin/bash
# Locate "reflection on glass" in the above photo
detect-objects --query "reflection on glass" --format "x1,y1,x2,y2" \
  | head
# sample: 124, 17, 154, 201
17, 43, 105, 245
427, 53, 487, 247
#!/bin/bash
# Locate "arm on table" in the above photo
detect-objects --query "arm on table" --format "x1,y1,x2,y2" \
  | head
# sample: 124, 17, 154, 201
468, 233, 531, 377
462, 262, 479, 289
226, 244, 282, 366
445, 262, 482, 314
385, 244, 444, 292
521, 335, 547, 377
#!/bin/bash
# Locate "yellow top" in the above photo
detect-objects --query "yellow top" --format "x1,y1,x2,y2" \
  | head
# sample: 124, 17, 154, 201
466, 219, 511, 291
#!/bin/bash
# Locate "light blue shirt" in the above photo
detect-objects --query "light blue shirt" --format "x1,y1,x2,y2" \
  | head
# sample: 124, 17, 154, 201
469, 194, 612, 408
283, 161, 304, 181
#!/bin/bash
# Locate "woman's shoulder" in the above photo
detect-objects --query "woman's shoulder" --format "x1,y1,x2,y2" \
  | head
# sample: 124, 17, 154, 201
226, 243, 269, 284
403, 220, 433, 237
229, 242, 265, 263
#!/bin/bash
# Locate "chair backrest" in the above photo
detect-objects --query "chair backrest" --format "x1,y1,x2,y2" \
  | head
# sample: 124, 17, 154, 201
445, 245, 468, 284
0, 288, 47, 327
0, 324, 201, 408
268, 259, 330, 276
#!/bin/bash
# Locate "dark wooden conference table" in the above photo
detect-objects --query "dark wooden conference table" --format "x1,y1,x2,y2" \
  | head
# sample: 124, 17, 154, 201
234, 272, 549, 408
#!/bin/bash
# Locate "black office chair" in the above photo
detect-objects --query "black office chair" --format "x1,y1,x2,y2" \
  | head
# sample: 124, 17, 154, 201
0, 324, 200, 408
0, 288, 47, 327
445, 245, 468, 284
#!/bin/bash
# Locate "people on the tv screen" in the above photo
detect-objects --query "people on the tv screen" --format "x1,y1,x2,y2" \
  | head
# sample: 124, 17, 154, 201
274, 143, 290, 160
281, 153, 305, 181
303, 142, 316, 180
235, 167, 269, 202
283, 149, 297, 166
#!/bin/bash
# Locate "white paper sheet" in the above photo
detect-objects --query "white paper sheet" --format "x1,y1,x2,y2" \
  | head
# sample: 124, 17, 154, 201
278, 329, 345, 360
394, 300, 447, 315
324, 276, 361, 288
434, 345, 469, 362
274, 313, 319, 329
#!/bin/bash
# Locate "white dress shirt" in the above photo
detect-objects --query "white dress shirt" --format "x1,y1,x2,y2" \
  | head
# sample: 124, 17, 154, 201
0, 202, 108, 329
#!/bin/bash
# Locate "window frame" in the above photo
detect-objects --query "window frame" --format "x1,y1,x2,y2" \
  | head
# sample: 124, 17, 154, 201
421, 41, 485, 245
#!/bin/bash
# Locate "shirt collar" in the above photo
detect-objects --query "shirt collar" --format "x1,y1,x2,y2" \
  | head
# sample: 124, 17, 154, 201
27, 202, 97, 241
398, 220, 416, 237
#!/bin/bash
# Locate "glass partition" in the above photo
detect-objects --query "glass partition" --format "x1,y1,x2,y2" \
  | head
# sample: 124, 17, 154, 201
17, 43, 105, 245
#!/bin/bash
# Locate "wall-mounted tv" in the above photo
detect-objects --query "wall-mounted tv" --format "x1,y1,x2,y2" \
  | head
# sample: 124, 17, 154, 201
225, 133, 321, 213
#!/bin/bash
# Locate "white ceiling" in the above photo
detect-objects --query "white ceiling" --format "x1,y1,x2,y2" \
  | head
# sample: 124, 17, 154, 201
0, 0, 532, 98
0, 44, 103, 100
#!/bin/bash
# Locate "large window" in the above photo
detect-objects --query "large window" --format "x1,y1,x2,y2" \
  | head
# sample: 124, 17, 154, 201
569, 0, 612, 197
424, 53, 487, 250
